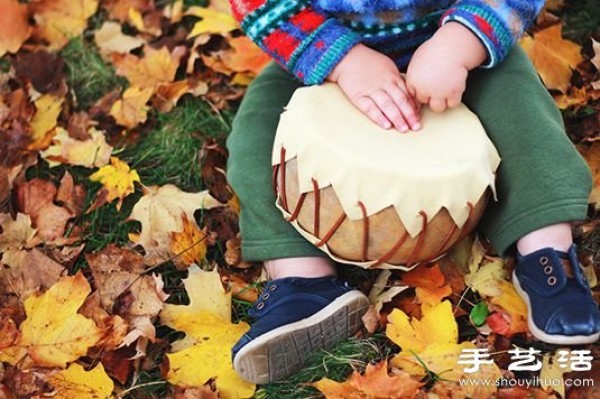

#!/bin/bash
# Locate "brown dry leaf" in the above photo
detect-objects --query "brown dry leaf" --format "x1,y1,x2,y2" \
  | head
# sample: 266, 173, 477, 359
40, 127, 113, 168
0, 120, 33, 168
153, 80, 194, 113
0, 0, 32, 57
101, 0, 154, 22
221, 36, 271, 76
579, 143, 600, 210
0, 248, 65, 298
110, 86, 154, 128
0, 271, 102, 368
14, 50, 65, 94
16, 178, 74, 244
31, 0, 100, 50
79, 291, 128, 351
127, 184, 223, 261
94, 21, 145, 57
0, 213, 36, 252
67, 111, 94, 140
170, 214, 208, 269
28, 94, 64, 151
520, 24, 583, 93
89, 157, 140, 211
312, 360, 422, 399
56, 171, 86, 216
112, 46, 185, 92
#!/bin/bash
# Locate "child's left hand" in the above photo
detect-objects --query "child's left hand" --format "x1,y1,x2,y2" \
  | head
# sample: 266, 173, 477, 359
406, 22, 488, 112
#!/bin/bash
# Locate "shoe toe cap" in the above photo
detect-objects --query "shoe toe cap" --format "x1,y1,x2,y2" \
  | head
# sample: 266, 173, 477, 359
546, 303, 600, 336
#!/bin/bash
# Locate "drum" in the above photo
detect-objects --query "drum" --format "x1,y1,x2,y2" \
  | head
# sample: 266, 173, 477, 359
272, 84, 500, 269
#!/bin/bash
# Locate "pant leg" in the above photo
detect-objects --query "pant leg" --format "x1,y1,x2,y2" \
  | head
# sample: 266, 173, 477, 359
226, 63, 326, 261
462, 46, 592, 255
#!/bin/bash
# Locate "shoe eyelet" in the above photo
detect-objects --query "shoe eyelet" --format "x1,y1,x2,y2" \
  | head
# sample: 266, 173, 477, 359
544, 265, 553, 275
257, 302, 265, 310
540, 256, 549, 266
270, 285, 277, 291
547, 276, 557, 286
262, 293, 270, 300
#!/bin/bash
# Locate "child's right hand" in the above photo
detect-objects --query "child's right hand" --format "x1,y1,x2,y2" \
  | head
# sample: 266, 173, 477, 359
327, 44, 421, 132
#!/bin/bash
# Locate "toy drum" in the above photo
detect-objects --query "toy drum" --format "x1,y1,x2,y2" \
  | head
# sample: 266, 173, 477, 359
272, 84, 501, 269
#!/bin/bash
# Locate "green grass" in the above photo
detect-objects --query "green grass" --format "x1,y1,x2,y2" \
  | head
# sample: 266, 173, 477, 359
60, 37, 125, 110
560, 0, 600, 41
121, 96, 233, 191
256, 335, 392, 399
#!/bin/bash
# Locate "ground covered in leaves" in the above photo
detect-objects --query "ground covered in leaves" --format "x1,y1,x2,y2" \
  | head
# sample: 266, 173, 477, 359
0, 0, 599, 398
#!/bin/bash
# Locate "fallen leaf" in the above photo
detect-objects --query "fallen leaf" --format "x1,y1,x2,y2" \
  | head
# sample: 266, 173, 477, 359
0, 272, 102, 367
94, 21, 145, 57
312, 360, 422, 399
170, 214, 208, 269
109, 86, 153, 128
0, 0, 32, 57
160, 266, 254, 398
101, 0, 154, 22
0, 248, 65, 298
0, 213, 36, 252
221, 36, 270, 75
40, 127, 113, 168
520, 24, 583, 92
554, 87, 590, 110
540, 352, 567, 398
31, 0, 100, 50
14, 50, 65, 94
186, 6, 238, 38
153, 80, 192, 113
56, 171, 86, 216
28, 94, 64, 150
89, 157, 140, 210
48, 363, 114, 399
579, 143, 600, 210
591, 38, 600, 72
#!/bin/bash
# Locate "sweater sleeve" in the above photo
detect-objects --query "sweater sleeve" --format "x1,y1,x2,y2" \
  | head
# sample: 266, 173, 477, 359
229, 0, 361, 84
440, 0, 545, 68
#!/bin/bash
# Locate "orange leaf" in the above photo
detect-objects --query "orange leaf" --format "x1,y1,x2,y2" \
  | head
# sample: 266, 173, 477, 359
0, 0, 32, 57
170, 214, 207, 269
401, 263, 445, 288
312, 360, 422, 399
110, 86, 154, 128
520, 24, 583, 93
221, 36, 271, 75
112, 46, 184, 92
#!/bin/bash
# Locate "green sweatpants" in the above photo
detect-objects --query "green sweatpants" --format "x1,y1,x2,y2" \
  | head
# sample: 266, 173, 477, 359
226, 47, 592, 261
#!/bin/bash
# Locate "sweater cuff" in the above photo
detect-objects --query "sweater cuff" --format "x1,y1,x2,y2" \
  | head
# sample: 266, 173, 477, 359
441, 3, 514, 68
290, 19, 361, 85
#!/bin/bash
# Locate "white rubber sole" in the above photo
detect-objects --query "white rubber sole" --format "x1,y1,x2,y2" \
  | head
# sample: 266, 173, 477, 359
233, 290, 370, 385
512, 271, 600, 345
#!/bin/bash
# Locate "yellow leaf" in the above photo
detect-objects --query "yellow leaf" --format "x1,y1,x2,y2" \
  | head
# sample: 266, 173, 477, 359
31, 0, 99, 50
93, 21, 145, 57
540, 351, 567, 398
170, 214, 207, 269
110, 86, 154, 128
553, 86, 590, 110
29, 94, 64, 150
519, 24, 583, 93
0, 213, 37, 252
0, 0, 32, 57
465, 258, 507, 297
128, 7, 146, 32
127, 185, 222, 258
186, 6, 238, 38
48, 363, 114, 399
313, 360, 422, 399
40, 127, 113, 168
0, 272, 102, 367
112, 46, 183, 92
89, 157, 140, 210
386, 300, 457, 354
160, 266, 254, 398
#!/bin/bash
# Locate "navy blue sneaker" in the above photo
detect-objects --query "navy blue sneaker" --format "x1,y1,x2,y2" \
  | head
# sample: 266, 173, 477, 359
513, 245, 600, 345
232, 276, 370, 384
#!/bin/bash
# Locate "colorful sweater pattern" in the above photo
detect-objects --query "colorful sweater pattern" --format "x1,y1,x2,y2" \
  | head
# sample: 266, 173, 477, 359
229, 0, 545, 85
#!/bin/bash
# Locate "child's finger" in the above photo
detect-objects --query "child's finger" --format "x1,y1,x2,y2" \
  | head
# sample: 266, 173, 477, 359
391, 81, 422, 130
369, 90, 409, 132
429, 97, 447, 113
354, 96, 392, 129
447, 94, 462, 109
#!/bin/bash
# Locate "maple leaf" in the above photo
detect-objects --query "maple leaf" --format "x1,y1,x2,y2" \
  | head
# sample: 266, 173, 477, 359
186, 6, 238, 38
101, 0, 154, 22
94, 21, 145, 57
89, 157, 140, 211
40, 127, 113, 168
28, 94, 64, 151
0, 248, 65, 298
401, 263, 452, 308
109, 86, 154, 128
127, 184, 222, 262
48, 363, 114, 399
539, 352, 567, 398
312, 360, 422, 399
520, 24, 583, 93
0, 213, 36, 252
553, 86, 590, 110
0, 271, 102, 368
0, 0, 32, 57
112, 46, 185, 92
221, 36, 271, 76
14, 50, 65, 94
160, 266, 254, 398
30, 0, 100, 50
56, 171, 87, 216
170, 214, 208, 269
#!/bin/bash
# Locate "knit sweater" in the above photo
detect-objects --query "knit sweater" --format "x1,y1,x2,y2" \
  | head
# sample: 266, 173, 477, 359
229, 0, 544, 84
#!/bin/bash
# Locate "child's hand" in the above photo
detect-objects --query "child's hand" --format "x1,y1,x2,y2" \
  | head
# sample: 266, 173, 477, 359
406, 22, 487, 112
328, 44, 421, 132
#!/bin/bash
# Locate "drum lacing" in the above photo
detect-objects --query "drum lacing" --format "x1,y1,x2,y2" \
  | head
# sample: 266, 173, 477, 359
312, 178, 320, 237
279, 146, 289, 212
316, 213, 347, 247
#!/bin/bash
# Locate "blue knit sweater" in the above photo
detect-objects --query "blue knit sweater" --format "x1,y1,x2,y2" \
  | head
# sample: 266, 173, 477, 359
229, 0, 545, 84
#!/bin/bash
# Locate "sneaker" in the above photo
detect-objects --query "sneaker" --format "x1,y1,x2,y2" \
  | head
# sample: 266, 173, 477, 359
232, 276, 370, 384
512, 245, 600, 345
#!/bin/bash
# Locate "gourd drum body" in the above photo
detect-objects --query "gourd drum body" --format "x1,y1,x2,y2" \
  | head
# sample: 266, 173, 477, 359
272, 84, 501, 269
